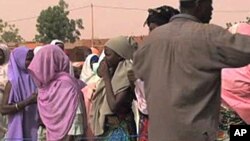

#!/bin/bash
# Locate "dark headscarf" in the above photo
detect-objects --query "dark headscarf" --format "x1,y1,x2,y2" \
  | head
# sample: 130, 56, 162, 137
144, 5, 179, 27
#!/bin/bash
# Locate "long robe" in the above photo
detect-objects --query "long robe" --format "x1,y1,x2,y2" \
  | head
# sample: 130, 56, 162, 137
133, 14, 250, 141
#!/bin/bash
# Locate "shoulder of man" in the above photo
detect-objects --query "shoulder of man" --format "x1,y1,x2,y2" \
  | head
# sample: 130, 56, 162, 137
203, 23, 229, 34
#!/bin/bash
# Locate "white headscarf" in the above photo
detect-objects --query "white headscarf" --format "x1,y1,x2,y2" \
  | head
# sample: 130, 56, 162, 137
50, 39, 64, 45
0, 44, 10, 91
92, 51, 105, 74
80, 54, 99, 84
33, 46, 43, 55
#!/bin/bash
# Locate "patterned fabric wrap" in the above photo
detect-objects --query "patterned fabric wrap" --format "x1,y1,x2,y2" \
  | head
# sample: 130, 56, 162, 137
217, 104, 247, 141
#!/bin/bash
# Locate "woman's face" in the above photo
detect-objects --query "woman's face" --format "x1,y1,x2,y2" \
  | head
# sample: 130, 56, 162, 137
0, 49, 5, 65
104, 47, 122, 68
25, 50, 34, 69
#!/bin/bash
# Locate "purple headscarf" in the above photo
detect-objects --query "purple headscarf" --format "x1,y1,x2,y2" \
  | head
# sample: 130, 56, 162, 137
28, 45, 85, 140
7, 46, 38, 140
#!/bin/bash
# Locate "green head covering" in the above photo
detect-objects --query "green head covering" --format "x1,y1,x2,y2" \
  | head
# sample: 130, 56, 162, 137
105, 36, 138, 60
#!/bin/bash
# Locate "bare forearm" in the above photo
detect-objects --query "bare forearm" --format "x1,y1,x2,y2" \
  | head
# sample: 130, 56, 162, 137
1, 97, 33, 115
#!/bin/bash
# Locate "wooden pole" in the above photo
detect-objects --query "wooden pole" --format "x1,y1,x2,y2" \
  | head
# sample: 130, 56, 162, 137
91, 3, 94, 48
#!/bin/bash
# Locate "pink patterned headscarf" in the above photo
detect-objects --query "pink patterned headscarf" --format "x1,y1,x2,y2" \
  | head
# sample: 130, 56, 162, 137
28, 45, 85, 140
222, 23, 250, 124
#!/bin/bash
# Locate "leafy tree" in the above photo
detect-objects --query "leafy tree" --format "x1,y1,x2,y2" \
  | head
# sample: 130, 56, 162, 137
0, 19, 24, 43
35, 0, 84, 43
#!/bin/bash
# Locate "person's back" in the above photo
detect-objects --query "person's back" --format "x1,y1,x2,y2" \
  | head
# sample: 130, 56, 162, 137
133, 0, 250, 141
139, 16, 220, 141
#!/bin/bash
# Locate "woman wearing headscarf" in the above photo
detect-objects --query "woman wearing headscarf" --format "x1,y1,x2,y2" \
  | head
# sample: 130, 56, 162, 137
50, 39, 75, 77
80, 53, 99, 118
81, 52, 103, 141
0, 44, 10, 137
217, 23, 250, 141
0, 46, 38, 140
90, 36, 137, 141
28, 45, 87, 141
80, 54, 99, 84
127, 5, 180, 141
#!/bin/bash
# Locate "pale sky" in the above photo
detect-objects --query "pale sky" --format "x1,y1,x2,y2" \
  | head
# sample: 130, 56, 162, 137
0, 0, 250, 41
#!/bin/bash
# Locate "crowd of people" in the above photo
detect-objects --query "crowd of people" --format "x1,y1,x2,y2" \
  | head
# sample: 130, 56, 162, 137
0, 0, 250, 141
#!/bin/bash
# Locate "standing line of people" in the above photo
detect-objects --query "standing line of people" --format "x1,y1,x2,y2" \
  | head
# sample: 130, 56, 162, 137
0, 4, 180, 141
1, 0, 250, 141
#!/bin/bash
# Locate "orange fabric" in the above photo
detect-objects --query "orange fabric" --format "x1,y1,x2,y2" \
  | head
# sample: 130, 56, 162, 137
91, 47, 100, 55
